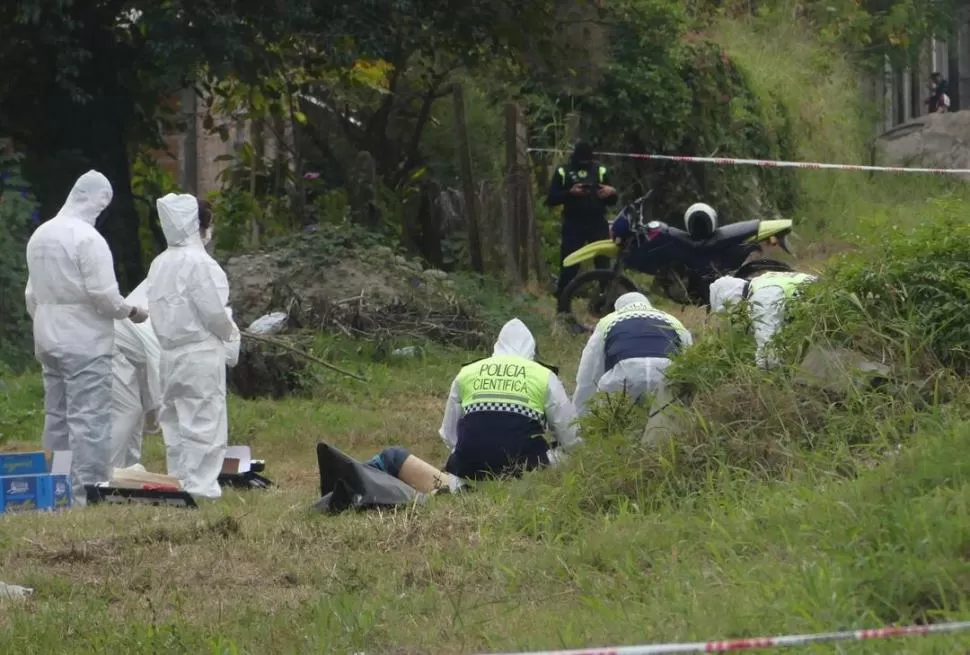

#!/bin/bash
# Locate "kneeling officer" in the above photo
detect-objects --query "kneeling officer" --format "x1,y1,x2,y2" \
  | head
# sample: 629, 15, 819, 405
439, 318, 581, 480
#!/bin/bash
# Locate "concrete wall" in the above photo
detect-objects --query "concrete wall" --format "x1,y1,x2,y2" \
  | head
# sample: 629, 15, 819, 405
146, 91, 288, 198
870, 9, 970, 135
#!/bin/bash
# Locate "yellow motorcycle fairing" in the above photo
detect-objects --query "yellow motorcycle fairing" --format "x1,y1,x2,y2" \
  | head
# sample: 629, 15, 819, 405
562, 240, 620, 267
747, 219, 793, 243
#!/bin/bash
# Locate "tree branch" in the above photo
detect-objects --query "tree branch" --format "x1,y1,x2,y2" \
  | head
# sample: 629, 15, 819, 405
390, 69, 453, 188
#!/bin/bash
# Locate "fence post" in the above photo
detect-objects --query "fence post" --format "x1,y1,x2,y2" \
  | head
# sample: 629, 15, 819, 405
452, 83, 485, 273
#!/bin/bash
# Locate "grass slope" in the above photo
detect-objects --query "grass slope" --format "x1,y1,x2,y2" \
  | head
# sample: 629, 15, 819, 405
2, 320, 970, 653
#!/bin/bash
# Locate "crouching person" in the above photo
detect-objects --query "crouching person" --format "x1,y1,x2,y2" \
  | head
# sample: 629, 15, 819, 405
573, 292, 692, 417
439, 318, 580, 480
365, 318, 579, 488
709, 270, 817, 369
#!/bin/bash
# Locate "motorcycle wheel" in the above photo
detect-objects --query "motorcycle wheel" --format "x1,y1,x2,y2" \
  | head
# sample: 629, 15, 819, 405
734, 257, 794, 279
557, 269, 639, 333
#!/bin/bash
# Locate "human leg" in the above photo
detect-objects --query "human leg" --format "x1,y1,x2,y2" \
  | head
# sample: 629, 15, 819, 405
63, 354, 114, 504
166, 346, 227, 498
39, 355, 69, 452
554, 219, 586, 304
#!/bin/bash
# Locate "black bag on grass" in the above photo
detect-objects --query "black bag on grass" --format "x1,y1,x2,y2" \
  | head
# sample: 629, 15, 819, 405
312, 442, 427, 514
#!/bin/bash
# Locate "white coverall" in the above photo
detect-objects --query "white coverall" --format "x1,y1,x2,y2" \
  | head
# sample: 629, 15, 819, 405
709, 273, 817, 368
573, 292, 693, 416
438, 318, 582, 463
110, 280, 162, 469
146, 193, 240, 499
24, 170, 147, 503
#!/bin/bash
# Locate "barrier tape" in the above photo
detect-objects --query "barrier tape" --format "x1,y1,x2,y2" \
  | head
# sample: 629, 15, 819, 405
526, 147, 970, 175
477, 620, 970, 655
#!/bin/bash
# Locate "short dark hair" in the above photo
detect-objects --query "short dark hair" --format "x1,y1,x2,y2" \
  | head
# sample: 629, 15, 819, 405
197, 198, 213, 232
931, 71, 942, 79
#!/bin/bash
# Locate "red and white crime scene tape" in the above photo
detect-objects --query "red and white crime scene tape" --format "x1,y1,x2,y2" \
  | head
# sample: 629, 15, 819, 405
527, 147, 970, 175
478, 620, 970, 655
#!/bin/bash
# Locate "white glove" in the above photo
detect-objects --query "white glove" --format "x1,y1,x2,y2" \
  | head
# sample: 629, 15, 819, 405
129, 306, 149, 324
225, 323, 241, 367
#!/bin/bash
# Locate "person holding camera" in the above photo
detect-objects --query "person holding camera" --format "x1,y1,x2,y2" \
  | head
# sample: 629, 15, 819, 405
545, 141, 618, 313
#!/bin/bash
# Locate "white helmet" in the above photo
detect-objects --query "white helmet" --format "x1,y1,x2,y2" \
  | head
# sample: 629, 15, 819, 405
684, 202, 718, 239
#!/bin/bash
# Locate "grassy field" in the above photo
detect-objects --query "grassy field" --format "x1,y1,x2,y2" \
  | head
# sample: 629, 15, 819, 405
8, 6, 970, 652
3, 208, 970, 653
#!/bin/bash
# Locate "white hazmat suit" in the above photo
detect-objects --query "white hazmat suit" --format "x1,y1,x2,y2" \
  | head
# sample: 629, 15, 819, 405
24, 170, 149, 503
110, 280, 162, 469
709, 272, 817, 368
146, 193, 240, 499
573, 292, 692, 416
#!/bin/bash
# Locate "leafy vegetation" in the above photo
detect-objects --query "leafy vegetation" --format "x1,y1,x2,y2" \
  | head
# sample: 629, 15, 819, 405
0, 143, 39, 370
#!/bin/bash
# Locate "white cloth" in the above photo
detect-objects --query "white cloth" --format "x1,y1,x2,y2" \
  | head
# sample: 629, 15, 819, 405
438, 318, 581, 453
708, 274, 817, 368
25, 171, 133, 504
25, 170, 132, 357
573, 292, 692, 416
708, 275, 748, 314
110, 281, 162, 468
146, 193, 238, 499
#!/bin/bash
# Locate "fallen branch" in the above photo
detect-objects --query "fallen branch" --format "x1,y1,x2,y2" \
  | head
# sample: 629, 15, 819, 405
240, 330, 368, 382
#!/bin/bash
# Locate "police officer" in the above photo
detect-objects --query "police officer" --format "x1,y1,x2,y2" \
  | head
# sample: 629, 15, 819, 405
709, 271, 817, 368
573, 292, 693, 416
546, 141, 618, 307
438, 318, 581, 480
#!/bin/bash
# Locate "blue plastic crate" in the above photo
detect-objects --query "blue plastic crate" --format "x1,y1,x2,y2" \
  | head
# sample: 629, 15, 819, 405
0, 474, 53, 512
0, 452, 47, 476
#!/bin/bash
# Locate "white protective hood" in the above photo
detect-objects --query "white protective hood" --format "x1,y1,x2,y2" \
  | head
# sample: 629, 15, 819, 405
157, 193, 200, 247
492, 318, 536, 360
614, 291, 653, 312
709, 276, 748, 313
53, 170, 113, 225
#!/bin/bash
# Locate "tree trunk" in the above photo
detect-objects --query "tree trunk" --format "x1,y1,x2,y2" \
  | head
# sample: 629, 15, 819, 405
504, 103, 524, 288
452, 84, 485, 273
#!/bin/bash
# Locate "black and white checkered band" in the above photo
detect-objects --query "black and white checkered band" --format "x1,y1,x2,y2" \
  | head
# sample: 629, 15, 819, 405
464, 401, 545, 425
611, 310, 675, 326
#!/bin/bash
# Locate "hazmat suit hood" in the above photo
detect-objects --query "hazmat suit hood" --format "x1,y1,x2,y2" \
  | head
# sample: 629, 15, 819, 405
709, 276, 748, 313
53, 170, 113, 225
157, 193, 201, 247
615, 292, 653, 312
492, 318, 536, 360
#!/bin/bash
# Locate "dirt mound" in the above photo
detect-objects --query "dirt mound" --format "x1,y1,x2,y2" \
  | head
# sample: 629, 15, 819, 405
221, 232, 487, 349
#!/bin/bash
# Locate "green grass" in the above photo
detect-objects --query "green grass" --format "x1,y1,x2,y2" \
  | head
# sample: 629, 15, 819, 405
6, 8, 970, 654
3, 276, 970, 653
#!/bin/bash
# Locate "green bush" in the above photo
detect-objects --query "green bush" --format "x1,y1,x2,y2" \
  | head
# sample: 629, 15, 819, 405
782, 197, 970, 375
0, 144, 39, 369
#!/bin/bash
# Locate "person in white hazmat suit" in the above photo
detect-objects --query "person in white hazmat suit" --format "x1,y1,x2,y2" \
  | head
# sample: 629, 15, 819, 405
708, 271, 817, 368
24, 170, 150, 504
146, 193, 240, 499
573, 292, 692, 417
110, 279, 162, 469
438, 318, 582, 479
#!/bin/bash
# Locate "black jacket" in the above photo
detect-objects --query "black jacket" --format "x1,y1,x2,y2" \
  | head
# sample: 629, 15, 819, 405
545, 161, 618, 222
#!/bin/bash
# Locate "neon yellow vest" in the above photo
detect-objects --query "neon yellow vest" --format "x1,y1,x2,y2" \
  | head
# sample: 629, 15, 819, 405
457, 355, 549, 422
558, 166, 607, 183
748, 272, 814, 300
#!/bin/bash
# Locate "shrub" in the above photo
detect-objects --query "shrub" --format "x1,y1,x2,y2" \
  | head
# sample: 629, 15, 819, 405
0, 143, 39, 369
783, 197, 970, 376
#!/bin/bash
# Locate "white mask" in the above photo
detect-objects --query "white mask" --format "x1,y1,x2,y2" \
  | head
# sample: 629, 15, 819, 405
201, 227, 212, 245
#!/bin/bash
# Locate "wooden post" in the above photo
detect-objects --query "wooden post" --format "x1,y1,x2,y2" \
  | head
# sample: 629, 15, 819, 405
452, 83, 485, 273
504, 102, 524, 288
515, 114, 530, 283
566, 112, 581, 142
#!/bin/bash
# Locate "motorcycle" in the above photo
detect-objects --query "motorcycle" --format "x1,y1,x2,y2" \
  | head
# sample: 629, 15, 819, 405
557, 191, 797, 330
